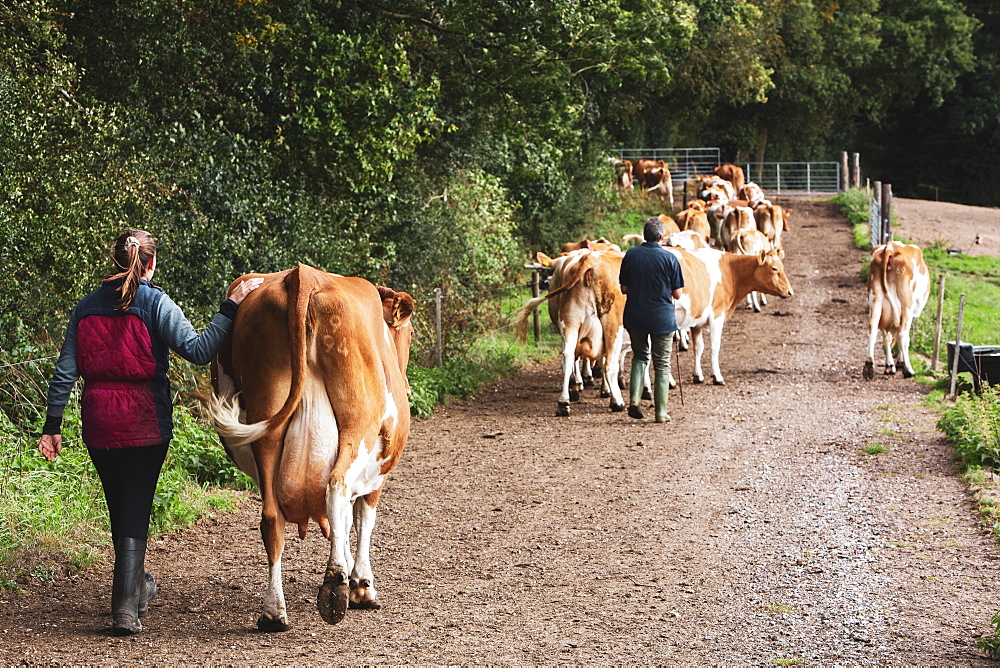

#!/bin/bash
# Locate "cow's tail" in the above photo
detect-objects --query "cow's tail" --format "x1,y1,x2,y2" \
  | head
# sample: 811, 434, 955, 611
878, 244, 902, 330
206, 264, 314, 447
511, 261, 591, 343
735, 232, 749, 256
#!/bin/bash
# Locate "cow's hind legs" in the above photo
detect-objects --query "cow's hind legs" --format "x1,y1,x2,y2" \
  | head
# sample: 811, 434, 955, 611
348, 493, 381, 610
258, 514, 290, 632
318, 570, 350, 624
257, 446, 291, 632
319, 483, 357, 624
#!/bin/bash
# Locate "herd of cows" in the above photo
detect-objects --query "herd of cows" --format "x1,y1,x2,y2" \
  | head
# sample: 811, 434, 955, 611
514, 163, 797, 416
187, 163, 930, 631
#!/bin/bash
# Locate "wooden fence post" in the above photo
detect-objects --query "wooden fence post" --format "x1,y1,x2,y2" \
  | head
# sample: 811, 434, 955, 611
852, 152, 861, 189
434, 287, 443, 367
931, 274, 946, 371
949, 294, 966, 399
880, 182, 892, 244
870, 181, 882, 248
531, 269, 541, 344
840, 152, 849, 192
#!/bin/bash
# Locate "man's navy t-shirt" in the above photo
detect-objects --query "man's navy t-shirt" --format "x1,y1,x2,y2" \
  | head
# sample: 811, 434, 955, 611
619, 241, 685, 335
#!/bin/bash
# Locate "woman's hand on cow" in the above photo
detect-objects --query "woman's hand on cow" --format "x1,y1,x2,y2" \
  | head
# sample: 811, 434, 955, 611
38, 434, 62, 462
228, 277, 265, 305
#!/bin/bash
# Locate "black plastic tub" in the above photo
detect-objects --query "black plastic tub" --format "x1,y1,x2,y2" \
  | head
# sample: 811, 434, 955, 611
947, 342, 1000, 392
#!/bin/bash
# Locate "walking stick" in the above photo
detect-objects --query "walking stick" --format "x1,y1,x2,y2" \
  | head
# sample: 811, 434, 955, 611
674, 335, 684, 407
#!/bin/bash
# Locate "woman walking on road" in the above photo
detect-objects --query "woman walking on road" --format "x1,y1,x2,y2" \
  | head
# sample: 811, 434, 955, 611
619, 217, 685, 423
37, 229, 262, 635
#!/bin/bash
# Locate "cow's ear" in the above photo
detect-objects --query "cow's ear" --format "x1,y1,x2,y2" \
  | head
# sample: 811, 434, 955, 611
392, 292, 415, 327
536, 252, 551, 267
758, 250, 768, 265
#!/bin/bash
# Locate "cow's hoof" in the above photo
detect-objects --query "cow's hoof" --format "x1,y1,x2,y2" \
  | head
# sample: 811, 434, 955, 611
582, 376, 594, 388
599, 389, 610, 399
349, 579, 382, 610
569, 389, 580, 402
902, 368, 914, 379
862, 361, 874, 381
692, 376, 704, 384
610, 402, 625, 412
883, 366, 897, 376
318, 572, 349, 625
257, 614, 290, 632
713, 378, 726, 386
556, 402, 570, 417
642, 388, 652, 400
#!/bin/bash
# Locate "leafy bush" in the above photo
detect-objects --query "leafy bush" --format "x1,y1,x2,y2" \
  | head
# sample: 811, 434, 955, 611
167, 408, 254, 490
407, 361, 498, 419
937, 386, 1000, 467
830, 188, 894, 250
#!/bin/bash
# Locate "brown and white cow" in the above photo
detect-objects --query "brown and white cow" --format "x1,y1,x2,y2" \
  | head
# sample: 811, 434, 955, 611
738, 182, 767, 208
732, 228, 774, 312
713, 163, 746, 193
675, 201, 711, 244
644, 167, 675, 205
863, 241, 931, 379
632, 159, 675, 205
719, 205, 757, 252
515, 250, 628, 415
667, 248, 794, 384
754, 201, 791, 251
559, 237, 622, 255
665, 229, 710, 250
613, 159, 634, 192
204, 264, 414, 630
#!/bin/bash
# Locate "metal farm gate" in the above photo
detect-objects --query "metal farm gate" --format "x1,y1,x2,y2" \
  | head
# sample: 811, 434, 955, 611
614, 148, 843, 196
614, 147, 721, 184
740, 162, 841, 196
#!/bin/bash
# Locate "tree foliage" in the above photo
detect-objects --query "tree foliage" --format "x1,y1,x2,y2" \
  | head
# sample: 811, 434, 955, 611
0, 0, 990, 364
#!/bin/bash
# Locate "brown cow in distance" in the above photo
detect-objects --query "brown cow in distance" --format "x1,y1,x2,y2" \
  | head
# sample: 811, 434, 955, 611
205, 264, 414, 631
863, 241, 930, 379
514, 250, 628, 416
713, 164, 746, 193
559, 237, 621, 255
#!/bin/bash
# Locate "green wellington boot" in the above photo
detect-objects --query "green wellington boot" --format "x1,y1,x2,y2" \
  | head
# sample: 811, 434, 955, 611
628, 361, 647, 419
654, 371, 671, 423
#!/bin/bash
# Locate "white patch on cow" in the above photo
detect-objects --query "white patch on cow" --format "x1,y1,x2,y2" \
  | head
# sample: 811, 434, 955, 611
382, 322, 394, 348
262, 556, 287, 626
344, 435, 388, 501
382, 385, 398, 427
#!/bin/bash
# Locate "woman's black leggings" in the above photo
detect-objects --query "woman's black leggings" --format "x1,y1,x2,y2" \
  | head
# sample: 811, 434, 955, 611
88, 442, 169, 543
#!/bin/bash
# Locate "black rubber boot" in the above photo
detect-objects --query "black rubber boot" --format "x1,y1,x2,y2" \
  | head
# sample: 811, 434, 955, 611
111, 537, 146, 635
138, 573, 157, 617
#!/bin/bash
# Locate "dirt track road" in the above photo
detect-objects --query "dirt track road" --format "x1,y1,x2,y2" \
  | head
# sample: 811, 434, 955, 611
2, 199, 999, 665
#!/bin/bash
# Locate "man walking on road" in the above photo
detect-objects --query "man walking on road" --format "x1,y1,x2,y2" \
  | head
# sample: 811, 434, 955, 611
619, 217, 685, 423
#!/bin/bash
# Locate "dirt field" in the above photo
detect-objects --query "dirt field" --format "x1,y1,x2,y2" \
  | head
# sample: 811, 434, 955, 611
2, 198, 1000, 665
